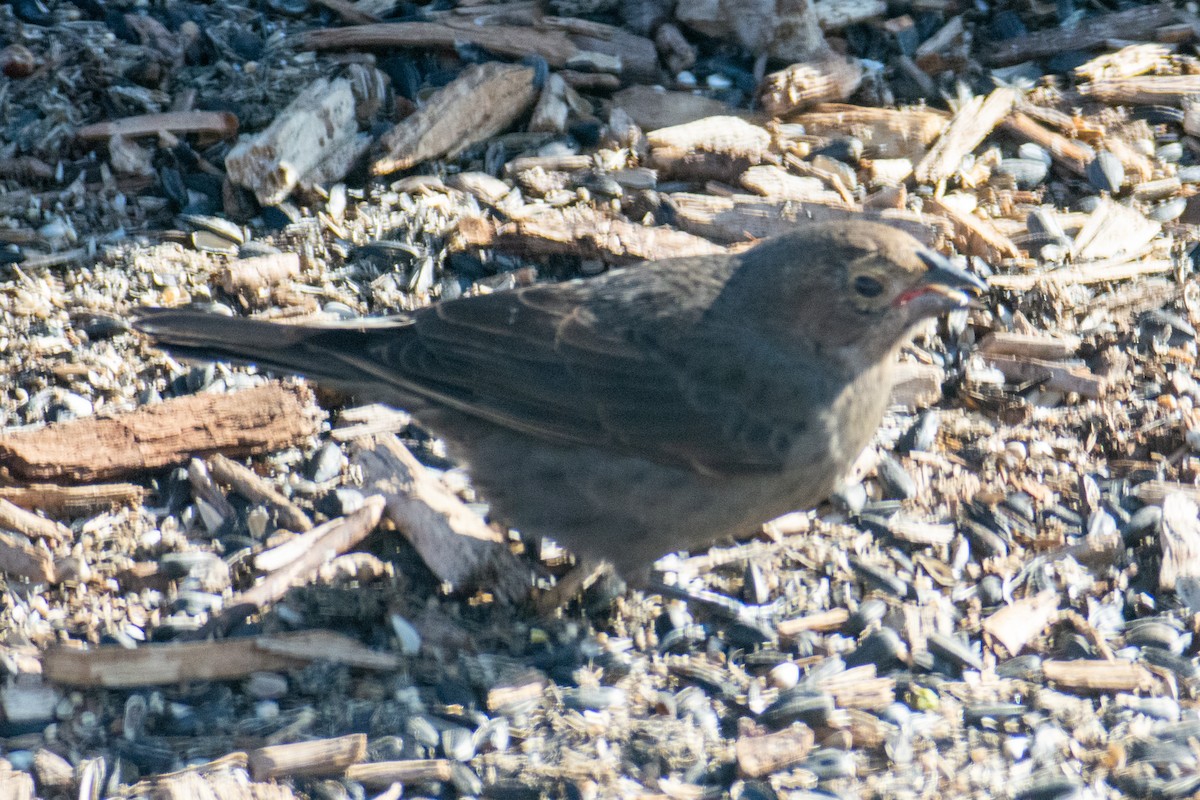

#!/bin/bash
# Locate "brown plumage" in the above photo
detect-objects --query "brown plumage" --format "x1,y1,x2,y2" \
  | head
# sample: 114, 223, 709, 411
134, 221, 984, 576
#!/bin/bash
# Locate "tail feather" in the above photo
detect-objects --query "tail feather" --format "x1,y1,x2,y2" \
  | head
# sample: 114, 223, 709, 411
132, 308, 415, 389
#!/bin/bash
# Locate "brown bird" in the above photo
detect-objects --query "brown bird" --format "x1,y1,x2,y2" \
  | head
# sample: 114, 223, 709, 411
135, 221, 984, 577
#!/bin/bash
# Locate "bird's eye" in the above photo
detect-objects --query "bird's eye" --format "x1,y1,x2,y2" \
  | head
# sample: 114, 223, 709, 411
852, 275, 884, 298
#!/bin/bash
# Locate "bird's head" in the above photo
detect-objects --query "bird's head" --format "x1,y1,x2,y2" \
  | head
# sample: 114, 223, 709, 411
723, 221, 986, 369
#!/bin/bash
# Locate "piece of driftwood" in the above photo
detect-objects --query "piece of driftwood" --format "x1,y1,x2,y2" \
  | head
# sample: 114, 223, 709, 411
787, 104, 947, 161
758, 56, 863, 117
979, 332, 1081, 360
984, 5, 1175, 66
981, 353, 1107, 398
330, 404, 413, 442
225, 77, 358, 206
1080, 75, 1200, 106
914, 87, 1016, 185
647, 115, 775, 181
981, 590, 1059, 657
0, 766, 34, 800
352, 434, 529, 600
372, 63, 537, 176
208, 453, 312, 533
922, 196, 1019, 261
736, 724, 814, 779
302, 21, 572, 61
76, 111, 238, 141
344, 760, 453, 788
43, 629, 400, 688
0, 497, 70, 542
0, 383, 322, 483
458, 206, 726, 264
666, 192, 946, 246
1001, 112, 1092, 177
1042, 659, 1156, 693
248, 734, 367, 781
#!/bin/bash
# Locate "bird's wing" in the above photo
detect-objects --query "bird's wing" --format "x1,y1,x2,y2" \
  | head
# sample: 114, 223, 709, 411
390, 285, 802, 475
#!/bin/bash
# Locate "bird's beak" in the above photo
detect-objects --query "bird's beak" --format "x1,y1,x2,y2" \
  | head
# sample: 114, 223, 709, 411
894, 250, 988, 315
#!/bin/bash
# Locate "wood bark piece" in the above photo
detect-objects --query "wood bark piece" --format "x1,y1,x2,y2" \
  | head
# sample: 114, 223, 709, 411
981, 353, 1107, 399
987, 258, 1174, 291
1001, 112, 1093, 177
0, 767, 33, 800
0, 531, 55, 583
0, 483, 145, 516
922, 196, 1019, 261
208, 453, 312, 532
736, 723, 814, 778
301, 21, 578, 65
225, 77, 358, 206
458, 206, 725, 264
218, 252, 301, 302
1042, 659, 1155, 693
647, 115, 774, 181
344, 760, 453, 788
758, 56, 863, 117
1080, 75, 1200, 106
352, 434, 529, 600
787, 104, 947, 160
982, 590, 1059, 656
667, 192, 946, 246
236, 497, 384, 609
371, 63, 537, 176
76, 111, 238, 141
43, 629, 400, 687
0, 497, 70, 541
914, 87, 1016, 185
248, 734, 367, 781
739, 164, 846, 204
984, 5, 1175, 66
0, 383, 322, 483
777, 608, 849, 635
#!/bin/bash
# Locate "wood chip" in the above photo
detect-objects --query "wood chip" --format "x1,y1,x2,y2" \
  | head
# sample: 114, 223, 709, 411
978, 332, 1082, 360
982, 590, 1059, 657
1072, 199, 1160, 262
248, 734, 367, 782
0, 383, 322, 483
352, 434, 529, 600
208, 453, 312, 533
778, 608, 849, 636
43, 630, 401, 687
372, 63, 538, 176
980, 353, 1107, 399
914, 87, 1016, 185
736, 723, 814, 778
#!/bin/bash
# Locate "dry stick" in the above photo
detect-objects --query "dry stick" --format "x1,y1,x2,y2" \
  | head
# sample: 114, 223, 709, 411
344, 760, 454, 788
43, 629, 400, 688
0, 383, 322, 483
914, 87, 1016, 186
0, 483, 144, 517
922, 196, 1019, 261
208, 453, 313, 532
1001, 112, 1092, 177
1042, 660, 1156, 693
76, 111, 238, 140
301, 21, 579, 65
987, 258, 1174, 291
234, 496, 384, 608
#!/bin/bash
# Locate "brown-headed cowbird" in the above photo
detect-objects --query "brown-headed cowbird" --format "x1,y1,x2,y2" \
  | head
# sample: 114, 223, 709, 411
135, 221, 984, 575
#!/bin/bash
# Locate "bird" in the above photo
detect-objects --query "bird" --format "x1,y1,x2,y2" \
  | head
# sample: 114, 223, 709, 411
134, 221, 985, 578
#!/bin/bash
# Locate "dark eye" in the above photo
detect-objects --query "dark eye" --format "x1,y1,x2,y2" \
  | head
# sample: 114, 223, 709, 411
853, 275, 884, 298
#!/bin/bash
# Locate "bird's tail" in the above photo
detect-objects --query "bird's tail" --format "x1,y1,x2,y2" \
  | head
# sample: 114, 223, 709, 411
132, 307, 416, 390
